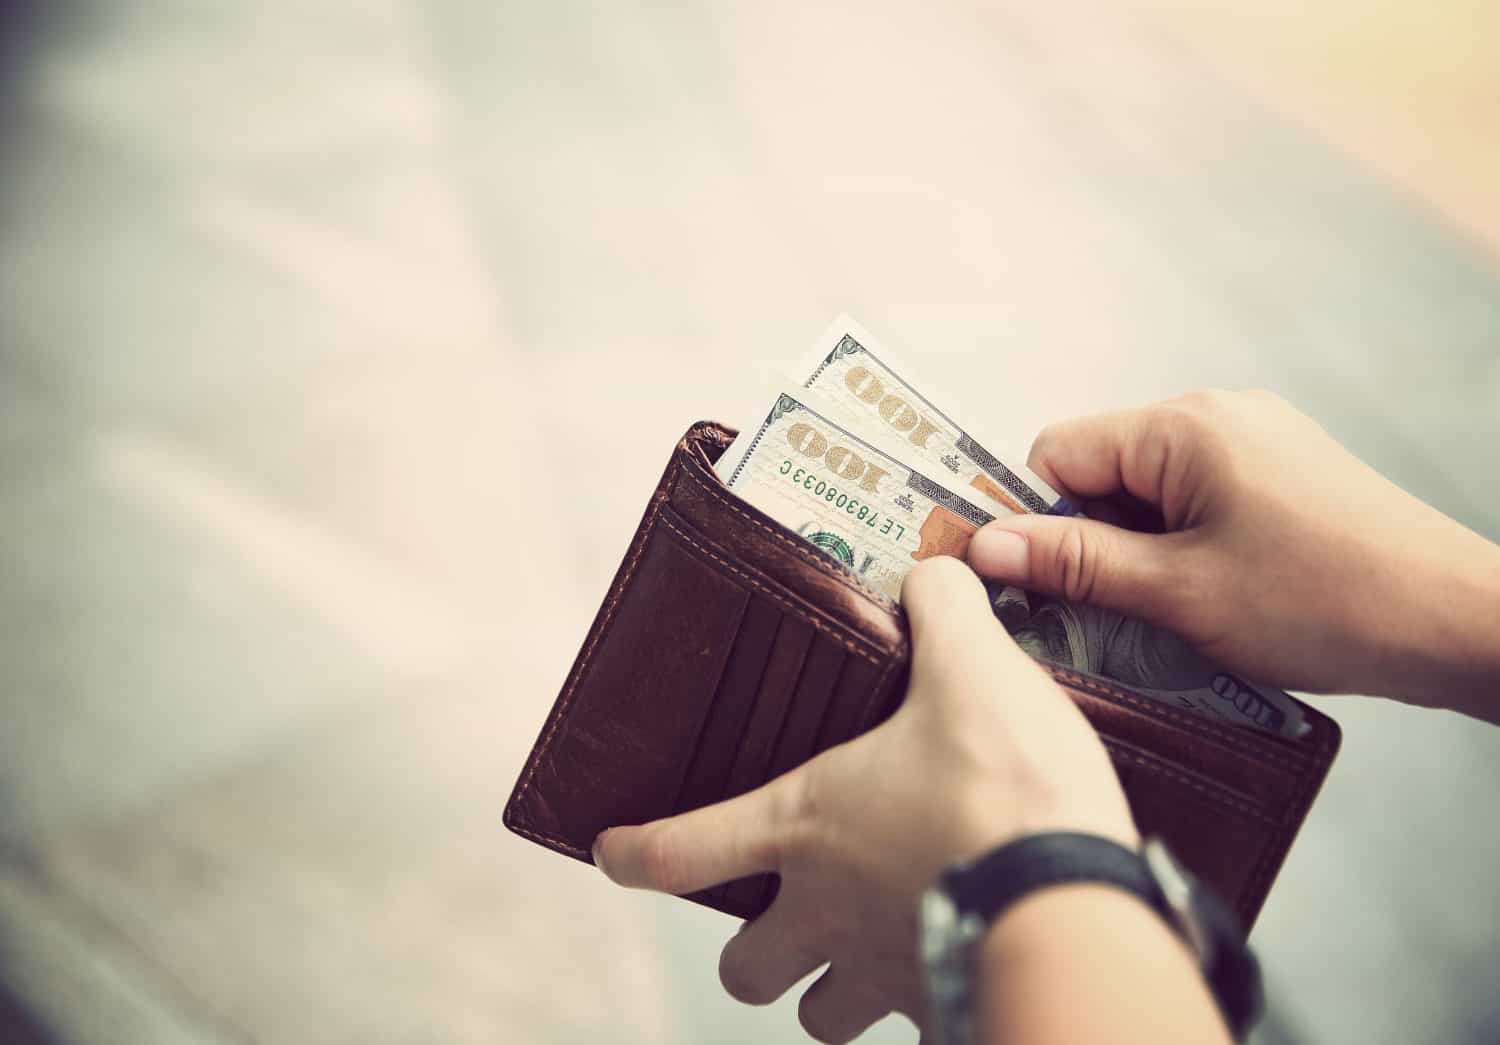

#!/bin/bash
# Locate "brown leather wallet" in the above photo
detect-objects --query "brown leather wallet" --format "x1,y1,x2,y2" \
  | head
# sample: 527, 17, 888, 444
505, 422, 1340, 928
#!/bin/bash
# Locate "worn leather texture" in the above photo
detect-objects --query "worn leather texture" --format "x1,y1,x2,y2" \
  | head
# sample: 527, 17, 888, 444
504, 422, 1341, 928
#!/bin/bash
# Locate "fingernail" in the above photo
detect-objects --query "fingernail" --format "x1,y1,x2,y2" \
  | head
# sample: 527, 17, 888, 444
969, 525, 1030, 581
591, 831, 607, 869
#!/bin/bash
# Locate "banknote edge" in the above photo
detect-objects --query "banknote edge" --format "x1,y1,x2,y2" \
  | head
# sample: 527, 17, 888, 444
791, 314, 1060, 513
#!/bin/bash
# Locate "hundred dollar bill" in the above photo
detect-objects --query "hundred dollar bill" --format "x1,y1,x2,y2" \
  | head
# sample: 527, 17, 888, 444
718, 387, 1308, 738
1003, 594, 1308, 737
790, 316, 1074, 518
716, 390, 995, 601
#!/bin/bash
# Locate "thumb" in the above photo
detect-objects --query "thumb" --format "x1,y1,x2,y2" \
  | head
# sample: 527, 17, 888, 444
900, 554, 1040, 691
967, 515, 1189, 625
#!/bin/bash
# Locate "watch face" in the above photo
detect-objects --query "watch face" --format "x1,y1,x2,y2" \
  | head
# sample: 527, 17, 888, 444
918, 887, 960, 965
1142, 838, 1210, 965
919, 885, 986, 1045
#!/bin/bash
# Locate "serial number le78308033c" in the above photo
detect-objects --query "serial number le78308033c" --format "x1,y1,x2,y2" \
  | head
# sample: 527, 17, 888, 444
778, 459, 908, 541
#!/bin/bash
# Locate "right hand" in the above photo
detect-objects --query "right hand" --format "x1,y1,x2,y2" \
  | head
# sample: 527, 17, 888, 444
966, 390, 1500, 718
594, 557, 1145, 1043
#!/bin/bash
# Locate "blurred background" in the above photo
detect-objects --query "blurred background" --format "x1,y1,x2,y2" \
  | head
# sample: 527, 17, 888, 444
1, 0, 1498, 1042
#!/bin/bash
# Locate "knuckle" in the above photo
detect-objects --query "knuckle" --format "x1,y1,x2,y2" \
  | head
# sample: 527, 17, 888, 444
1176, 388, 1231, 413
777, 777, 822, 855
1051, 525, 1085, 597
768, 769, 812, 828
1148, 400, 1208, 438
1051, 525, 1106, 603
1144, 400, 1223, 464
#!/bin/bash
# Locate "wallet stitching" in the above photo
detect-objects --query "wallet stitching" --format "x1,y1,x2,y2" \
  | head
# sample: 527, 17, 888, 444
508, 454, 684, 840
1050, 665, 1309, 773
861, 653, 902, 738
1237, 821, 1286, 923
1239, 827, 1285, 923
659, 513, 885, 667
1103, 746, 1280, 826
1238, 728, 1331, 919
507, 820, 590, 860
678, 460, 904, 616
1107, 744, 1285, 923
1060, 664, 1306, 770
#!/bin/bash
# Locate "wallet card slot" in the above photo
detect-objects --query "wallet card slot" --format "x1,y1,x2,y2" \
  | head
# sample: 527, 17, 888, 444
704, 612, 815, 911
721, 613, 817, 803
714, 614, 822, 917
765, 638, 849, 783
655, 501, 899, 790
648, 499, 900, 916
814, 656, 885, 752
673, 597, 785, 817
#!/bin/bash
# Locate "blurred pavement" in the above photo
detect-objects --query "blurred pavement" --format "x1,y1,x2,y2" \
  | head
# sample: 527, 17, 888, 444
1, 1, 1498, 1043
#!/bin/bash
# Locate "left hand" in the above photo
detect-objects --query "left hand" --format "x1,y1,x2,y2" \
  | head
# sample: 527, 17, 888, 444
592, 556, 1137, 1042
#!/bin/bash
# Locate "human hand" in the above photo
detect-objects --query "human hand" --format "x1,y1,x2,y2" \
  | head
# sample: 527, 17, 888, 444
968, 391, 1500, 718
592, 557, 1136, 1042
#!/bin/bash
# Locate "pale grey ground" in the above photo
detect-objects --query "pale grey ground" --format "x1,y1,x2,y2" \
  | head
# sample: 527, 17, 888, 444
1, 2, 1499, 1043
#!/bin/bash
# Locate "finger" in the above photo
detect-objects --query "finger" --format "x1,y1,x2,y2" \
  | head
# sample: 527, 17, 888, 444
900, 556, 1031, 685
1027, 405, 1186, 508
900, 555, 1004, 654
593, 778, 791, 895
967, 514, 1193, 624
798, 965, 890, 1044
719, 893, 827, 1006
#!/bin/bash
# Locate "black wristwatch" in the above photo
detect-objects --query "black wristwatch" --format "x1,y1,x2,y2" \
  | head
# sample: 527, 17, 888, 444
918, 833, 1262, 1044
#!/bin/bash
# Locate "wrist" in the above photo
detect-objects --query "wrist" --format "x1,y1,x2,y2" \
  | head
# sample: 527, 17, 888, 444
1354, 534, 1500, 719
976, 883, 1231, 1044
1428, 542, 1500, 719
982, 880, 1182, 965
924, 832, 1260, 1044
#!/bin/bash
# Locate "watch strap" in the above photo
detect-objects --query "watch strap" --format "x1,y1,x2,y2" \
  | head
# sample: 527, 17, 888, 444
940, 832, 1152, 924
938, 832, 1262, 1040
